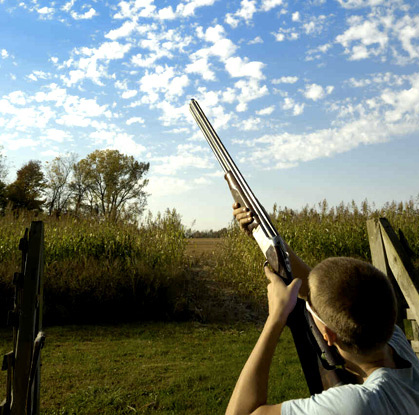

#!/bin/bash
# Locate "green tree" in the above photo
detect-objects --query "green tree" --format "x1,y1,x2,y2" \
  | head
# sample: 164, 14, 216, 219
74, 149, 149, 221
7, 160, 46, 211
45, 153, 77, 215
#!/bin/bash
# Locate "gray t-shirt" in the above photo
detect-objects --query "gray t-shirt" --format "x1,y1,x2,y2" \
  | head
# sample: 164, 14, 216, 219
282, 326, 419, 415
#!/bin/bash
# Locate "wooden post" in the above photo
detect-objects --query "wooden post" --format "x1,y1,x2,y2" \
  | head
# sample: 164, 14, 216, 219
367, 218, 419, 357
10, 221, 44, 415
366, 219, 407, 327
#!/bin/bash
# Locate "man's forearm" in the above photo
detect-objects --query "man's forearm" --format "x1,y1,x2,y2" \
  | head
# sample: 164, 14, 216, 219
225, 317, 285, 415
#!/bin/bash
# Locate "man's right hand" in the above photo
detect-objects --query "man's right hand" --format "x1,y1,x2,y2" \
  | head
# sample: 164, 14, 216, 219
232, 202, 254, 235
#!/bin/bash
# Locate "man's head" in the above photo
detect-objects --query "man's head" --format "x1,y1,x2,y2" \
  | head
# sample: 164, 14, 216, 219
308, 257, 396, 355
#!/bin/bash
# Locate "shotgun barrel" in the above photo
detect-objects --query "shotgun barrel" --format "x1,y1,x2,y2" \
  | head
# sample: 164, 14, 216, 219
189, 98, 352, 395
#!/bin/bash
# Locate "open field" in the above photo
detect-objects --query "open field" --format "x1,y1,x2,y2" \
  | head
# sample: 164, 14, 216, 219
0, 199, 418, 413
185, 238, 222, 257
0, 322, 307, 414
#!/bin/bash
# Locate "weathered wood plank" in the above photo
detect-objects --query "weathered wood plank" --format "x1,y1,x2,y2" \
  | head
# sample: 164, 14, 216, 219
367, 219, 408, 327
12, 221, 44, 415
411, 340, 419, 353
366, 219, 390, 274
379, 218, 419, 325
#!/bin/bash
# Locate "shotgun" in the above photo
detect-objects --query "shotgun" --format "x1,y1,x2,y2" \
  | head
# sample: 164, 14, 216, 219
189, 98, 352, 395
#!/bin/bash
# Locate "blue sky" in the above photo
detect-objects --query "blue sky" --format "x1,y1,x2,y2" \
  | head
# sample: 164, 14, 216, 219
0, 0, 418, 230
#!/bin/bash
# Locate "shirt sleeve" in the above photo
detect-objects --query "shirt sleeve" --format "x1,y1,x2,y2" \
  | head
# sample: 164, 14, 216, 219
281, 384, 375, 415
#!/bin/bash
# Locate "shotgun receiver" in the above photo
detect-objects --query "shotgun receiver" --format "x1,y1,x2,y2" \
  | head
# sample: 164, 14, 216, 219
189, 98, 351, 395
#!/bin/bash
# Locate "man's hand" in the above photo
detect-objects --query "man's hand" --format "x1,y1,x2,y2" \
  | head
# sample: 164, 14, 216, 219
232, 202, 310, 300
265, 265, 302, 327
233, 202, 254, 235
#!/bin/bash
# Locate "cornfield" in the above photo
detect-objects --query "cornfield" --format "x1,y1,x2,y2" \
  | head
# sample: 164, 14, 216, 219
213, 198, 419, 305
0, 198, 418, 325
0, 208, 189, 324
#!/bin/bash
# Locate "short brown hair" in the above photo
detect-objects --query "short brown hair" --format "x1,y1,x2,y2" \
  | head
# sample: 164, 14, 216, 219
308, 257, 396, 354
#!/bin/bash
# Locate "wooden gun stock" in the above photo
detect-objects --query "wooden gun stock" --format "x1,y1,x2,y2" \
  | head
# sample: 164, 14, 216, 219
189, 98, 352, 394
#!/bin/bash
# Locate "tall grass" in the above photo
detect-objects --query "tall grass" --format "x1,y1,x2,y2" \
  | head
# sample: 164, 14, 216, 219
0, 208, 190, 325
0, 199, 418, 325
213, 198, 419, 305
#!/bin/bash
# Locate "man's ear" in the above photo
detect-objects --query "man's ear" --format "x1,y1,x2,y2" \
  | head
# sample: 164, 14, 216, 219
323, 327, 337, 347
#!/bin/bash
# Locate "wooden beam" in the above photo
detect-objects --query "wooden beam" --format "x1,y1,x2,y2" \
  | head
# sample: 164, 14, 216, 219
367, 218, 408, 327
379, 218, 419, 325
366, 218, 390, 275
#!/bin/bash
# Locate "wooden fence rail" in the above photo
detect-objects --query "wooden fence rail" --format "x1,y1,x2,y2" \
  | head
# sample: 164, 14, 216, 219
367, 217, 419, 357
1, 221, 45, 415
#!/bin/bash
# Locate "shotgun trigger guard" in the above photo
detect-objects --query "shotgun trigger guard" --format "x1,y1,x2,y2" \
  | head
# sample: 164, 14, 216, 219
252, 228, 292, 278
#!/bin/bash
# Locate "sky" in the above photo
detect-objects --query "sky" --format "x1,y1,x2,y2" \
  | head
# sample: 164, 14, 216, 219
0, 0, 418, 231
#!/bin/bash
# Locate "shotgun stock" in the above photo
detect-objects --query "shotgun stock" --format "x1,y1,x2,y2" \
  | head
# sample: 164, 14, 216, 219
189, 98, 352, 395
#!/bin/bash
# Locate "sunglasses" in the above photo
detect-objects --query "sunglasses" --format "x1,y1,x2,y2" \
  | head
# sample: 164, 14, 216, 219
305, 299, 328, 326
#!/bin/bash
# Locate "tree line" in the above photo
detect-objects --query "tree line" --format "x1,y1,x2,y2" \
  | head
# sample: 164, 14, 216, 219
0, 149, 149, 222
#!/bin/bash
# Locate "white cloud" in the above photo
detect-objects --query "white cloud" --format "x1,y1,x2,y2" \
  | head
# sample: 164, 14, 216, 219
336, 0, 387, 8
151, 144, 213, 175
56, 95, 111, 128
336, 15, 388, 60
241, 117, 261, 130
26, 70, 50, 82
225, 57, 265, 79
1, 49, 8, 59
234, 79, 269, 112
394, 15, 419, 62
62, 41, 132, 86
121, 90, 138, 99
105, 21, 137, 40
248, 36, 263, 45
257, 105, 275, 115
41, 149, 61, 158
272, 76, 299, 84
6, 91, 26, 106
158, 6, 176, 20
282, 97, 305, 115
71, 7, 97, 20
175, 0, 218, 18
303, 15, 327, 35
108, 133, 146, 157
147, 176, 192, 197
303, 83, 333, 101
225, 0, 257, 27
243, 73, 419, 170
185, 57, 216, 81
126, 117, 145, 125
2, 136, 39, 151
37, 6, 54, 17
273, 28, 299, 42
260, 0, 284, 12
292, 11, 300, 22
112, 0, 217, 21
305, 43, 332, 61
41, 128, 71, 143
225, 0, 284, 27
139, 65, 189, 104
62, 0, 76, 13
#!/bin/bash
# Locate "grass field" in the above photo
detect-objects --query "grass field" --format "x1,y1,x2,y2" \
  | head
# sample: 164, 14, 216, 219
0, 322, 307, 414
0, 199, 417, 413
186, 238, 222, 255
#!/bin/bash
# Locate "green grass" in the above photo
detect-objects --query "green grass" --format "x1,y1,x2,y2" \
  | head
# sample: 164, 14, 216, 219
0, 322, 308, 414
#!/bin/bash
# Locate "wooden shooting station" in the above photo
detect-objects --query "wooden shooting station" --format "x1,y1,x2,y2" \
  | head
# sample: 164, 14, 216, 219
367, 218, 419, 357
1, 221, 46, 415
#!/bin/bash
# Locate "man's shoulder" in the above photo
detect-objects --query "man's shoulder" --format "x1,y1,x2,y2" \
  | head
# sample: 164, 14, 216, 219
281, 384, 371, 415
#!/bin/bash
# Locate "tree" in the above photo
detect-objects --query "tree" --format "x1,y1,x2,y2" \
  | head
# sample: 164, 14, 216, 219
7, 160, 46, 211
45, 153, 78, 215
74, 149, 149, 221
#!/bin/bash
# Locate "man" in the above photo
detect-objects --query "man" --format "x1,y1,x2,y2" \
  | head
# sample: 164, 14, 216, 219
226, 203, 419, 415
